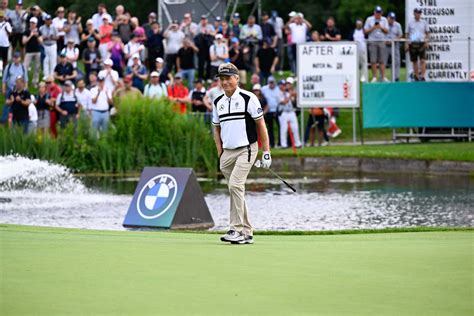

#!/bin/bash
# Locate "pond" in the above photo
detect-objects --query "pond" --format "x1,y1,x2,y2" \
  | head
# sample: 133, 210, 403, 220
1, 155, 472, 231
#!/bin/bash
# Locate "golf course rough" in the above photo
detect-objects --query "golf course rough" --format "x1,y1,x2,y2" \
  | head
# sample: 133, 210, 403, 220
0, 225, 473, 315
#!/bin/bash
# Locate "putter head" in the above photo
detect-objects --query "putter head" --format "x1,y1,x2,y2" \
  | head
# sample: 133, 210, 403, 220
254, 160, 262, 168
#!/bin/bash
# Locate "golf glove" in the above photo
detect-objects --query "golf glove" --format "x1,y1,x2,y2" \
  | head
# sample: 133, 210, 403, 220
261, 151, 272, 169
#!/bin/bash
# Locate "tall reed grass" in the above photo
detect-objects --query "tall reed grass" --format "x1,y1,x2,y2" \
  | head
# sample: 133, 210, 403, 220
0, 97, 217, 175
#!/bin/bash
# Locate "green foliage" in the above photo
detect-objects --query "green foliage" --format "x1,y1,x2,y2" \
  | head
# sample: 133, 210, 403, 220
0, 97, 217, 175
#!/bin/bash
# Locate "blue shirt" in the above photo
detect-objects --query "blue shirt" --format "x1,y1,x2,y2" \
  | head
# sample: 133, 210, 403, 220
2, 63, 28, 91
126, 65, 147, 92
261, 85, 280, 113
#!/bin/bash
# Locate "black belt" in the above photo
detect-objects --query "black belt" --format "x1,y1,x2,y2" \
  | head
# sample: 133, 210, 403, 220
92, 109, 108, 113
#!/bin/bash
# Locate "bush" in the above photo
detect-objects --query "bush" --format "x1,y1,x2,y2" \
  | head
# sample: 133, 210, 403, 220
0, 97, 217, 175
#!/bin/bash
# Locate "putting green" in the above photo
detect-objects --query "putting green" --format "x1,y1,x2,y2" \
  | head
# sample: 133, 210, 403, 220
1, 225, 472, 315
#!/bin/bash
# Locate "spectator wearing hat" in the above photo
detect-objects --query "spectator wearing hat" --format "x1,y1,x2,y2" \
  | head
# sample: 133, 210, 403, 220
124, 33, 144, 68
63, 10, 82, 47
163, 20, 185, 74
113, 75, 142, 104
252, 83, 267, 114
0, 10, 12, 69
61, 38, 80, 69
92, 4, 112, 31
255, 37, 279, 85
146, 22, 164, 71
189, 79, 210, 121
25, 5, 44, 32
406, 8, 429, 81
177, 38, 199, 90
277, 79, 301, 148
7, 75, 30, 132
143, 12, 157, 39
351, 19, 368, 82
153, 57, 172, 84
229, 13, 241, 38
385, 12, 402, 81
44, 75, 61, 137
54, 52, 76, 86
261, 76, 280, 147
39, 15, 58, 78
285, 13, 312, 74
180, 12, 197, 40
1, 52, 26, 124
98, 58, 119, 92
108, 32, 125, 76
22, 16, 41, 86
364, 6, 389, 82
240, 15, 262, 71
260, 12, 277, 48
228, 37, 247, 87
268, 11, 285, 72
125, 54, 147, 92
98, 14, 113, 60
167, 73, 189, 114
144, 71, 167, 99
55, 80, 80, 130
195, 15, 215, 80
90, 74, 112, 133
52, 6, 66, 53
321, 16, 341, 41
213, 16, 223, 34
82, 36, 101, 84
6, 1, 26, 55
209, 33, 229, 79
81, 18, 100, 49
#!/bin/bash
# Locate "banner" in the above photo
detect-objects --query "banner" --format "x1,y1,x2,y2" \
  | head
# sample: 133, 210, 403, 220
297, 42, 359, 107
405, 0, 474, 81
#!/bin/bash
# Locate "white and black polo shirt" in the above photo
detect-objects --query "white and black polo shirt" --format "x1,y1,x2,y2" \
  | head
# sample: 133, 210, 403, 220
212, 87, 264, 149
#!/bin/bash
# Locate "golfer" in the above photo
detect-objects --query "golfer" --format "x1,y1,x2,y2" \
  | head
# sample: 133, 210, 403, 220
212, 63, 271, 244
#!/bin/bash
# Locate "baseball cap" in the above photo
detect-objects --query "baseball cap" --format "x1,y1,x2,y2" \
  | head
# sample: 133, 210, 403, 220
29, 17, 38, 24
132, 53, 140, 59
175, 73, 182, 79
44, 14, 52, 20
172, 19, 179, 24
289, 11, 297, 17
414, 8, 422, 13
231, 37, 239, 44
13, 51, 21, 58
149, 12, 157, 18
155, 57, 164, 63
215, 63, 239, 78
59, 51, 67, 57
216, 16, 222, 21
286, 77, 295, 84
268, 75, 276, 82
64, 80, 73, 86
16, 0, 23, 6
194, 78, 203, 84
86, 19, 93, 25
233, 12, 240, 19
252, 84, 261, 90
67, 38, 74, 43
150, 71, 159, 77
388, 12, 396, 18
87, 36, 95, 42
104, 59, 113, 66
200, 14, 207, 19
375, 5, 383, 13
97, 74, 105, 81
278, 79, 286, 85
215, 33, 223, 39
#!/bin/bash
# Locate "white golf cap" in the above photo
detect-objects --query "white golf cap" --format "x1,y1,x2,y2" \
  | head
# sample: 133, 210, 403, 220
29, 17, 38, 24
286, 77, 295, 84
150, 71, 159, 77
215, 33, 223, 39
132, 53, 140, 59
252, 84, 261, 90
155, 57, 164, 63
288, 11, 297, 17
104, 58, 113, 66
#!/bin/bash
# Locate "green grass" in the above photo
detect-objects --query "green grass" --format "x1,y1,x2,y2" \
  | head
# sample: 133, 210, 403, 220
1, 224, 473, 315
272, 142, 474, 162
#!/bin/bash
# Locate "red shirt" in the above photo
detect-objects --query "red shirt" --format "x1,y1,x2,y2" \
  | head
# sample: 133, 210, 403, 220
99, 24, 113, 44
168, 84, 189, 114
48, 83, 62, 99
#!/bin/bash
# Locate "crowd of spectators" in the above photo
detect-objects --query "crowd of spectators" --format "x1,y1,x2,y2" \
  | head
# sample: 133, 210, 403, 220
0, 1, 429, 147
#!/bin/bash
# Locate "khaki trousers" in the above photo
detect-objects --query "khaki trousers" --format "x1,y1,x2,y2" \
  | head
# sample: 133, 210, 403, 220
220, 141, 258, 236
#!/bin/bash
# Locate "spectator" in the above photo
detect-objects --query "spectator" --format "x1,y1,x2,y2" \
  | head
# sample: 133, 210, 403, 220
213, 16, 223, 34
63, 10, 82, 47
240, 15, 262, 71
115, 14, 132, 44
52, 6, 66, 53
220, 20, 230, 39
351, 19, 368, 82
22, 16, 41, 86
277, 79, 301, 148
209, 33, 228, 79
143, 12, 157, 38
55, 80, 80, 129
261, 76, 280, 147
189, 79, 210, 117
7, 76, 30, 132
0, 10, 12, 69
130, 17, 146, 44
27, 95, 37, 134
386, 12, 402, 81
154, 57, 172, 84
124, 33, 144, 67
75, 79, 91, 116
321, 17, 341, 41
34, 82, 52, 135
82, 37, 102, 84
98, 15, 113, 60
406, 8, 429, 81
195, 15, 214, 80
229, 13, 241, 38
228, 37, 247, 87
90, 74, 112, 133
203, 77, 223, 109
39, 15, 57, 78
87, 71, 98, 89
98, 58, 119, 93
305, 107, 329, 147
260, 12, 277, 47
167, 73, 189, 114
125, 54, 147, 92
268, 11, 284, 73
146, 22, 164, 70
61, 38, 79, 69
255, 38, 278, 85
180, 12, 197, 39
108, 32, 125, 76
252, 83, 267, 114
285, 13, 312, 74
1, 52, 26, 125
6, 1, 26, 55
144, 71, 167, 99
25, 5, 44, 32
364, 6, 389, 82
114, 75, 142, 102
250, 73, 260, 85
81, 19, 100, 49
177, 38, 198, 90
54, 52, 76, 86
44, 75, 61, 137
163, 20, 185, 73
92, 4, 112, 31
311, 30, 320, 42
114, 5, 125, 21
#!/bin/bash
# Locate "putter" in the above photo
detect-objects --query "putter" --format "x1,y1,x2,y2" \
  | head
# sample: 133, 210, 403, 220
254, 160, 297, 192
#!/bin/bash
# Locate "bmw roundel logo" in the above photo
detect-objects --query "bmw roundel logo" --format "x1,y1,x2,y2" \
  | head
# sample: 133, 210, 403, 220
136, 174, 178, 219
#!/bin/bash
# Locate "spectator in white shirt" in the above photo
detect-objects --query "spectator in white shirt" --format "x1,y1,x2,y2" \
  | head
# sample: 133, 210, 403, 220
61, 38, 79, 68
90, 74, 112, 133
40, 15, 58, 78
75, 79, 91, 114
144, 71, 168, 99
28, 97, 38, 134
0, 10, 12, 70
123, 33, 144, 67
285, 13, 312, 74
98, 58, 119, 93
163, 19, 185, 73
352, 19, 368, 82
91, 3, 112, 31
364, 6, 389, 82
52, 6, 66, 53
209, 34, 228, 79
